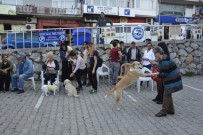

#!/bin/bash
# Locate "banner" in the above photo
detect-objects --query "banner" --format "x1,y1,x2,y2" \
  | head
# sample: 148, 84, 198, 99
84, 5, 118, 15
38, 30, 66, 42
0, 4, 16, 15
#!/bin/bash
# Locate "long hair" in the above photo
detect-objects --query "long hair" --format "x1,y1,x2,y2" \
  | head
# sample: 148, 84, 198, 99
59, 42, 67, 51
89, 43, 97, 56
158, 42, 170, 58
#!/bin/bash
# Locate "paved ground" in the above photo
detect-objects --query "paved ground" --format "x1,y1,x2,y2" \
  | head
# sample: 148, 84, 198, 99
0, 75, 203, 135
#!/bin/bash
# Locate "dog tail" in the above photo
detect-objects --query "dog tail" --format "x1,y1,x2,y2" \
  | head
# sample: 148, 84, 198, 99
74, 94, 80, 98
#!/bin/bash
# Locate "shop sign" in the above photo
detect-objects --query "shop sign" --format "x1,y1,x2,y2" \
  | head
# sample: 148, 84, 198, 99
84, 5, 118, 15
0, 4, 16, 15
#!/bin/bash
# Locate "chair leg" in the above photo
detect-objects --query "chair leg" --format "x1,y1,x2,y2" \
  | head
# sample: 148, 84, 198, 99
137, 80, 140, 93
151, 80, 153, 91
97, 75, 100, 85
32, 78, 36, 90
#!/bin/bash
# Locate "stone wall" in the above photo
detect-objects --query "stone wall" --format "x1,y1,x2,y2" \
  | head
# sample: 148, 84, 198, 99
0, 39, 202, 80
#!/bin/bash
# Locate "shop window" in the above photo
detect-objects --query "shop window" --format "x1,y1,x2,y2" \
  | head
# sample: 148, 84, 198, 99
115, 27, 123, 33
124, 27, 131, 33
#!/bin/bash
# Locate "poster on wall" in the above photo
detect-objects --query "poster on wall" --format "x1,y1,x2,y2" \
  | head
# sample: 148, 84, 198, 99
100, 27, 116, 38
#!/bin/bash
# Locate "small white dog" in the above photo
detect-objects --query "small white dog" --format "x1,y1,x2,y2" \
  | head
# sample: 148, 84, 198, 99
41, 81, 58, 96
64, 79, 79, 98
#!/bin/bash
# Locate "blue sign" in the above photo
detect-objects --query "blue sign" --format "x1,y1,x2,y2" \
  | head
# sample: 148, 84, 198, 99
38, 30, 66, 42
132, 26, 144, 40
87, 6, 94, 13
124, 9, 130, 15
155, 15, 199, 24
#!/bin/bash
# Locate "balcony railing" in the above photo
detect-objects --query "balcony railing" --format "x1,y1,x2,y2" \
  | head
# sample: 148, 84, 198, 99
16, 5, 82, 16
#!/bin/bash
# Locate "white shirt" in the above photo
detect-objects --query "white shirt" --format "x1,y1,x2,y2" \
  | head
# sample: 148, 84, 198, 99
131, 48, 137, 60
142, 49, 155, 66
83, 49, 89, 64
47, 61, 55, 68
73, 55, 86, 73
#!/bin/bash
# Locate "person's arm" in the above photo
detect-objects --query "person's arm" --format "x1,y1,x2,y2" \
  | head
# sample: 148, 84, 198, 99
54, 60, 60, 71
73, 58, 80, 73
106, 18, 113, 26
137, 49, 142, 61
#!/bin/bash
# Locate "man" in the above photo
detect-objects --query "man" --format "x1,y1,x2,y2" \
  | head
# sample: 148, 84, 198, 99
127, 41, 141, 63
11, 52, 34, 94
110, 41, 122, 85
96, 12, 113, 44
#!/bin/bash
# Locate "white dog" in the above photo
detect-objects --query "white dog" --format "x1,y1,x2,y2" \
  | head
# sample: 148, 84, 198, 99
41, 81, 58, 96
64, 79, 79, 98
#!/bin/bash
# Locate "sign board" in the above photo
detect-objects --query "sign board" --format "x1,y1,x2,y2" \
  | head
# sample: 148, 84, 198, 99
0, 24, 4, 30
118, 7, 135, 17
83, 5, 118, 15
38, 30, 66, 42
11, 25, 26, 31
0, 4, 16, 15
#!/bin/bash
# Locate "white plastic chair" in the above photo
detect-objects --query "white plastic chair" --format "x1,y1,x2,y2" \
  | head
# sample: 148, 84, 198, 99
13, 63, 36, 90
136, 67, 153, 93
96, 64, 110, 85
28, 64, 36, 90
41, 70, 60, 86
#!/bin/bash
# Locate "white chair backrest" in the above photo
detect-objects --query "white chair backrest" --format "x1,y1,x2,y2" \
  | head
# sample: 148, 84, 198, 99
97, 64, 109, 73
13, 64, 16, 73
141, 67, 152, 74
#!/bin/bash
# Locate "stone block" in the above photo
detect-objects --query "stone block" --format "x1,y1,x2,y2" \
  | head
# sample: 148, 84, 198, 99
190, 43, 199, 49
178, 49, 188, 57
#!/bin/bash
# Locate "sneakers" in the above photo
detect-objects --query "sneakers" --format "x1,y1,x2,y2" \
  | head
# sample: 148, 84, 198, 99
76, 87, 83, 94
17, 90, 25, 94
11, 88, 18, 92
89, 89, 97, 94
156, 101, 163, 104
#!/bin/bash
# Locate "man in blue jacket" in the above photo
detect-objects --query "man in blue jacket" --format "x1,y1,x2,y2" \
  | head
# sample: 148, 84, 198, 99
11, 52, 34, 94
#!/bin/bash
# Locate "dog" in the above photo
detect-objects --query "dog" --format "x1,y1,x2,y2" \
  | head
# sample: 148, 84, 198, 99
105, 61, 153, 110
41, 81, 58, 96
64, 79, 79, 98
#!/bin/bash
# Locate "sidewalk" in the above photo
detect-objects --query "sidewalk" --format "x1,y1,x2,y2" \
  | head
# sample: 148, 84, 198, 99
0, 76, 202, 135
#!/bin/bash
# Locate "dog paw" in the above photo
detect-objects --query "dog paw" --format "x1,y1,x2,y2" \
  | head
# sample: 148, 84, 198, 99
104, 95, 107, 98
117, 107, 121, 111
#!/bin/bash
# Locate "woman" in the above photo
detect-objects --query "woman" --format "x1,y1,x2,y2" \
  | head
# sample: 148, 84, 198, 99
88, 43, 98, 94
0, 54, 13, 92
59, 42, 73, 82
151, 46, 183, 117
42, 51, 59, 85
69, 51, 86, 93
82, 41, 91, 86
152, 41, 170, 104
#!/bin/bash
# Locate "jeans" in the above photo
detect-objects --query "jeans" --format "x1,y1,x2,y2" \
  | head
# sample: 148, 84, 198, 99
75, 68, 86, 88
12, 74, 31, 90
111, 62, 120, 85
89, 65, 98, 90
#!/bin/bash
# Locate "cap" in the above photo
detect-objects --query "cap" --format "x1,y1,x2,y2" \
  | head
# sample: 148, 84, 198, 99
18, 52, 26, 58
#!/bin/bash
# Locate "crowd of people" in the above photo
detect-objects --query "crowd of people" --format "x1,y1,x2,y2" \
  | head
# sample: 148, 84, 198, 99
0, 37, 183, 117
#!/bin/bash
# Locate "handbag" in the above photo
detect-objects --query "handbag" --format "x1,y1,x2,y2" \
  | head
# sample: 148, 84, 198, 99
151, 66, 161, 82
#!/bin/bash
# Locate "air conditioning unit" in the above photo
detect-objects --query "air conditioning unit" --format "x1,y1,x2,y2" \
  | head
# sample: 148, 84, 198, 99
26, 17, 37, 24
25, 24, 36, 30
84, 15, 99, 22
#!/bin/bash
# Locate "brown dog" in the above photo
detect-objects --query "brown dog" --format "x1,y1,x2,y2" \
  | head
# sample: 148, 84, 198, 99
105, 61, 153, 110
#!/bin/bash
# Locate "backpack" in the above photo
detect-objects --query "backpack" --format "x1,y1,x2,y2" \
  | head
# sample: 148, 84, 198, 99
97, 56, 103, 67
